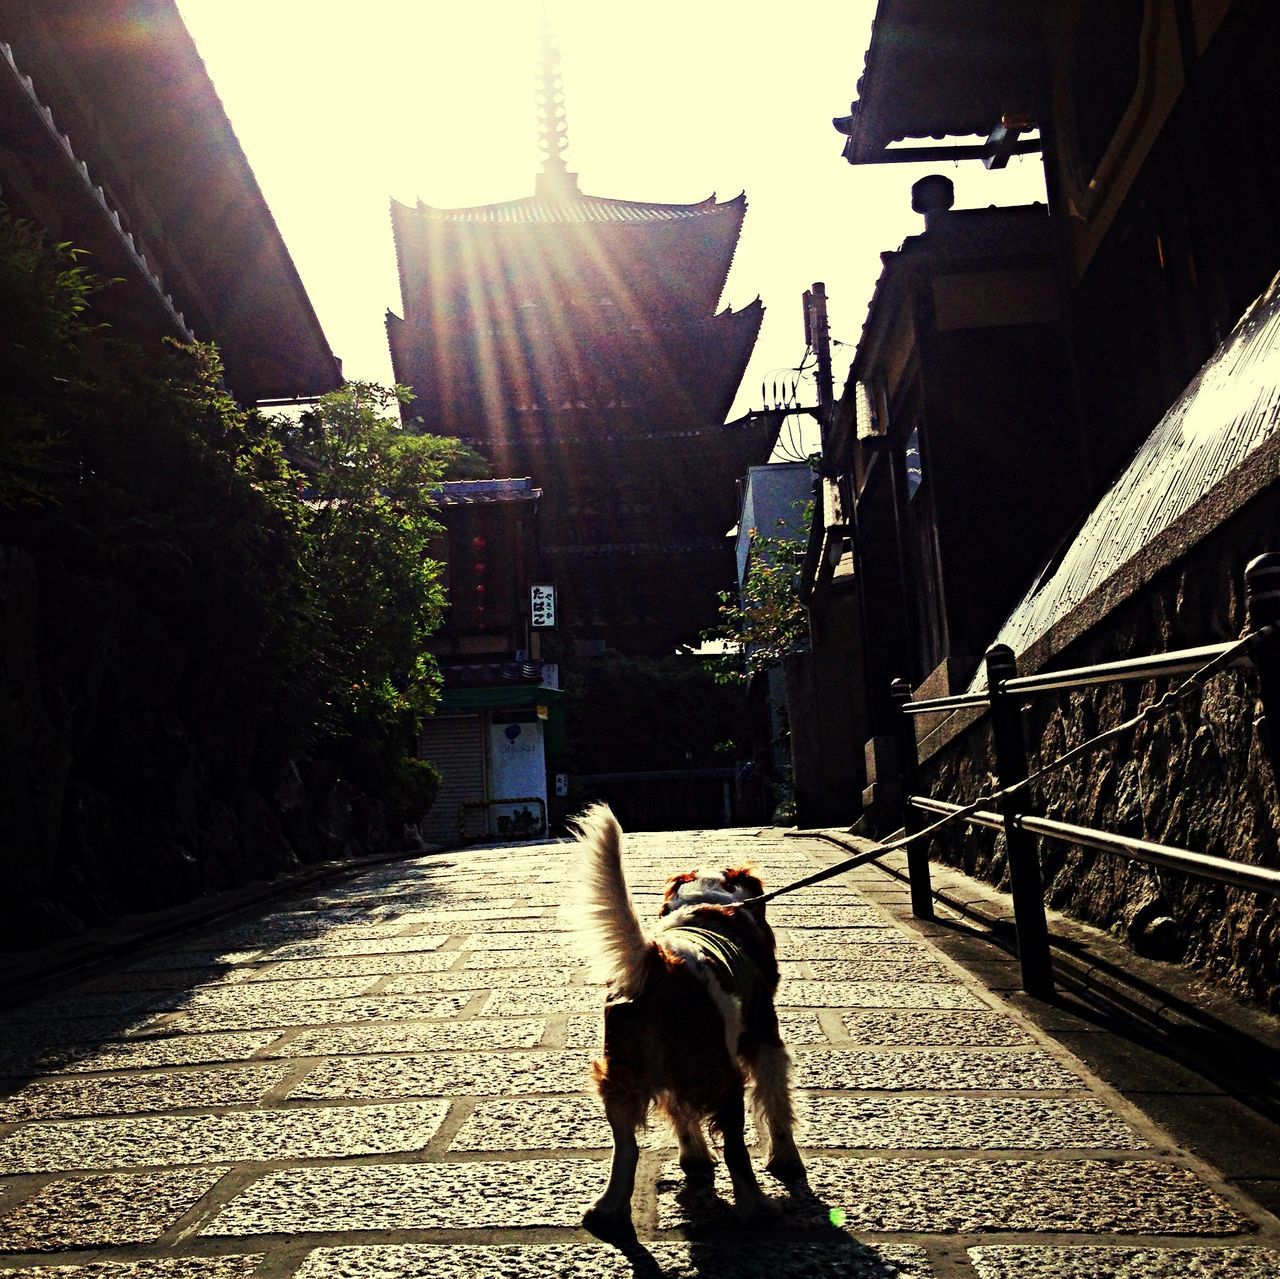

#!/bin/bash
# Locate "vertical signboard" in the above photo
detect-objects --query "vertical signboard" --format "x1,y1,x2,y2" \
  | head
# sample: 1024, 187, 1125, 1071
531, 583, 556, 628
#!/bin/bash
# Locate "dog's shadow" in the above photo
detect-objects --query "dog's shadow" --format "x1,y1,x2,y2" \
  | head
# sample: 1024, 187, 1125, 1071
591, 1164, 900, 1278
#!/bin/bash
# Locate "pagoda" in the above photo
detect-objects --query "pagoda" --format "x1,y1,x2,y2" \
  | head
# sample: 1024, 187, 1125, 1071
386, 26, 774, 654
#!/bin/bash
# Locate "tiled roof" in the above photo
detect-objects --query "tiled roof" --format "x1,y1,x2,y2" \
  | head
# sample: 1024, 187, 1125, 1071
435, 478, 541, 505
976, 266, 1280, 682
406, 190, 745, 226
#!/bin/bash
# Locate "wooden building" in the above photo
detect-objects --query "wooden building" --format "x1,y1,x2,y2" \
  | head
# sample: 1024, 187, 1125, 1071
418, 478, 566, 846
812, 0, 1280, 1000
0, 0, 341, 405
386, 34, 774, 656
820, 0, 1280, 781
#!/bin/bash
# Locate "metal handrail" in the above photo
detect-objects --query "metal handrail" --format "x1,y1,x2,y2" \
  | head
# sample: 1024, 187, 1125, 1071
912, 796, 1280, 898
906, 639, 1249, 715
886, 553, 1280, 998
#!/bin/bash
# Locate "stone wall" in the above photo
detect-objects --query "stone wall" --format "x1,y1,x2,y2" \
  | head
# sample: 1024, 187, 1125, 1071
915, 492, 1280, 1009
0, 546, 407, 952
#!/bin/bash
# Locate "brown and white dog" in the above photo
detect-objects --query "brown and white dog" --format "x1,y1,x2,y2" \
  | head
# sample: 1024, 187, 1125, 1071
572, 803, 804, 1240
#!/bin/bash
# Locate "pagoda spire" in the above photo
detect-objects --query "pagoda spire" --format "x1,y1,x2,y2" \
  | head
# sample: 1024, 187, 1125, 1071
534, 14, 579, 199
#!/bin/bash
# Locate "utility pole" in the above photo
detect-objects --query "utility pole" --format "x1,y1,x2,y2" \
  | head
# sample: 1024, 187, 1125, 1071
803, 281, 835, 423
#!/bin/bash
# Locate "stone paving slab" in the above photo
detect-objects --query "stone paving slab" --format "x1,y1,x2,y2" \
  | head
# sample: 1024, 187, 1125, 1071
792, 1046, 1085, 1091
779, 959, 950, 985
2, 825, 1275, 1273
796, 1096, 1146, 1149
377, 968, 573, 994
482, 988, 604, 1017
967, 1245, 1280, 1277
148, 977, 380, 1010
0, 1063, 292, 1121
153, 992, 471, 1034
0, 1032, 282, 1078
459, 948, 571, 969
460, 935, 575, 952
447, 1094, 1144, 1153
778, 933, 919, 955
293, 1241, 933, 1279
1, 995, 155, 1024
0, 1166, 228, 1252
654, 1156, 1247, 1233
563, 1009, 831, 1050
272, 1020, 546, 1058
238, 952, 459, 981
123, 950, 263, 972
0, 1099, 450, 1173
0, 1019, 163, 1053
201, 1159, 604, 1234
77, 969, 250, 994
261, 936, 449, 961
793, 958, 951, 982
779, 981, 986, 1010
840, 1009, 1034, 1045
290, 1050, 591, 1100
0, 1260, 264, 1279
768, 906, 892, 928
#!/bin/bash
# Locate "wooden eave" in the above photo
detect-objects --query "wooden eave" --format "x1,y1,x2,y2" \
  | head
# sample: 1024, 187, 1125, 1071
1, 0, 342, 404
834, 0, 1049, 164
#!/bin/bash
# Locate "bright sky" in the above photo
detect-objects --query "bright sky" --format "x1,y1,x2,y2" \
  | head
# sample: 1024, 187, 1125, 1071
176, 1, 1045, 450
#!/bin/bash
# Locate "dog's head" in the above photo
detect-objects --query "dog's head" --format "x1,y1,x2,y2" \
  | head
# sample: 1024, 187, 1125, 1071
659, 865, 766, 917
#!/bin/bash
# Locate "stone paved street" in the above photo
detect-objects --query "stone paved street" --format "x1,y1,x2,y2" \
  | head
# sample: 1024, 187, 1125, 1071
1, 827, 1278, 1278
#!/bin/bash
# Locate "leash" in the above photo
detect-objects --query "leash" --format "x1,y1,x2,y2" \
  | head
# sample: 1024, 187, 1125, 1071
741, 627, 1267, 908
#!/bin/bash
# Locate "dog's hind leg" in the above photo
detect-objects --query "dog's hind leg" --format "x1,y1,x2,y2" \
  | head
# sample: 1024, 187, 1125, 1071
751, 1042, 805, 1180
671, 1110, 715, 1182
714, 1088, 771, 1222
583, 1096, 643, 1242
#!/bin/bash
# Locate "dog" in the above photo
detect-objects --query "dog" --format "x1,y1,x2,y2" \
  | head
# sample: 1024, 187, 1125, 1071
571, 803, 804, 1240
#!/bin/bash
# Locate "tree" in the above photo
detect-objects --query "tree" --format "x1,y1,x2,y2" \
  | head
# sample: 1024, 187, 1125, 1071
703, 502, 812, 684
264, 382, 486, 809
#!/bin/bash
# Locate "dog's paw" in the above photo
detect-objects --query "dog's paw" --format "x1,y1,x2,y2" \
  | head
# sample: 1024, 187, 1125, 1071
582, 1204, 637, 1244
679, 1155, 717, 1184
764, 1153, 807, 1183
733, 1193, 781, 1226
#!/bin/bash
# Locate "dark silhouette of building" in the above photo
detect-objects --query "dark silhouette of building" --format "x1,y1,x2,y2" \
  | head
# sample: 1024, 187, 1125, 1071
386, 29, 774, 656
804, 0, 1280, 1003
0, 0, 342, 405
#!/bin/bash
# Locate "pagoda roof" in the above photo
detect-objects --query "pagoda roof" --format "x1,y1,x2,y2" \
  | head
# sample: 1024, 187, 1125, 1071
390, 187, 748, 325
386, 297, 762, 438
406, 188, 746, 226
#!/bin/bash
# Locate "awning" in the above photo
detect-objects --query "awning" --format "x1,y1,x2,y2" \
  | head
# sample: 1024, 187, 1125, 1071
438, 686, 564, 710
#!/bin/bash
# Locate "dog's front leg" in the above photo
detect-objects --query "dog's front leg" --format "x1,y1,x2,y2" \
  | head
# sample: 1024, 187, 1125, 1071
715, 1090, 771, 1222
583, 1107, 640, 1242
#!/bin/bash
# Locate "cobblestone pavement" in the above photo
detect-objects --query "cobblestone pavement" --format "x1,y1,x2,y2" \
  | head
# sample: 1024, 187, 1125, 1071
1, 828, 1278, 1278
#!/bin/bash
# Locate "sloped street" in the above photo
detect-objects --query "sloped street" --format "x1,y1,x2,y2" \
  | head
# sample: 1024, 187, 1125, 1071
0, 827, 1278, 1278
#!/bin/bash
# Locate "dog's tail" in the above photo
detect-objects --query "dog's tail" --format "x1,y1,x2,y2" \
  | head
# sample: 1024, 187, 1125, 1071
570, 802, 650, 997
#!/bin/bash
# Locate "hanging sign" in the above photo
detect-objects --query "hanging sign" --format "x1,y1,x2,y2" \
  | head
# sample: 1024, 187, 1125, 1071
531, 584, 556, 628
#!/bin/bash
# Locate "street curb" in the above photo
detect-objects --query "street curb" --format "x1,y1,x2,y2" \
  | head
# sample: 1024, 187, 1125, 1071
787, 825, 1280, 1123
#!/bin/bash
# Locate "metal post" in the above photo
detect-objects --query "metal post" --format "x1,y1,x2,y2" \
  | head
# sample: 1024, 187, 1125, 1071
985, 644, 1055, 998
1246, 553, 1280, 787
890, 677, 934, 919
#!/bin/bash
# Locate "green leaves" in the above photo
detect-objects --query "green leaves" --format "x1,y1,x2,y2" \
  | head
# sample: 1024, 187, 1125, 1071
703, 501, 812, 685
0, 206, 472, 826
